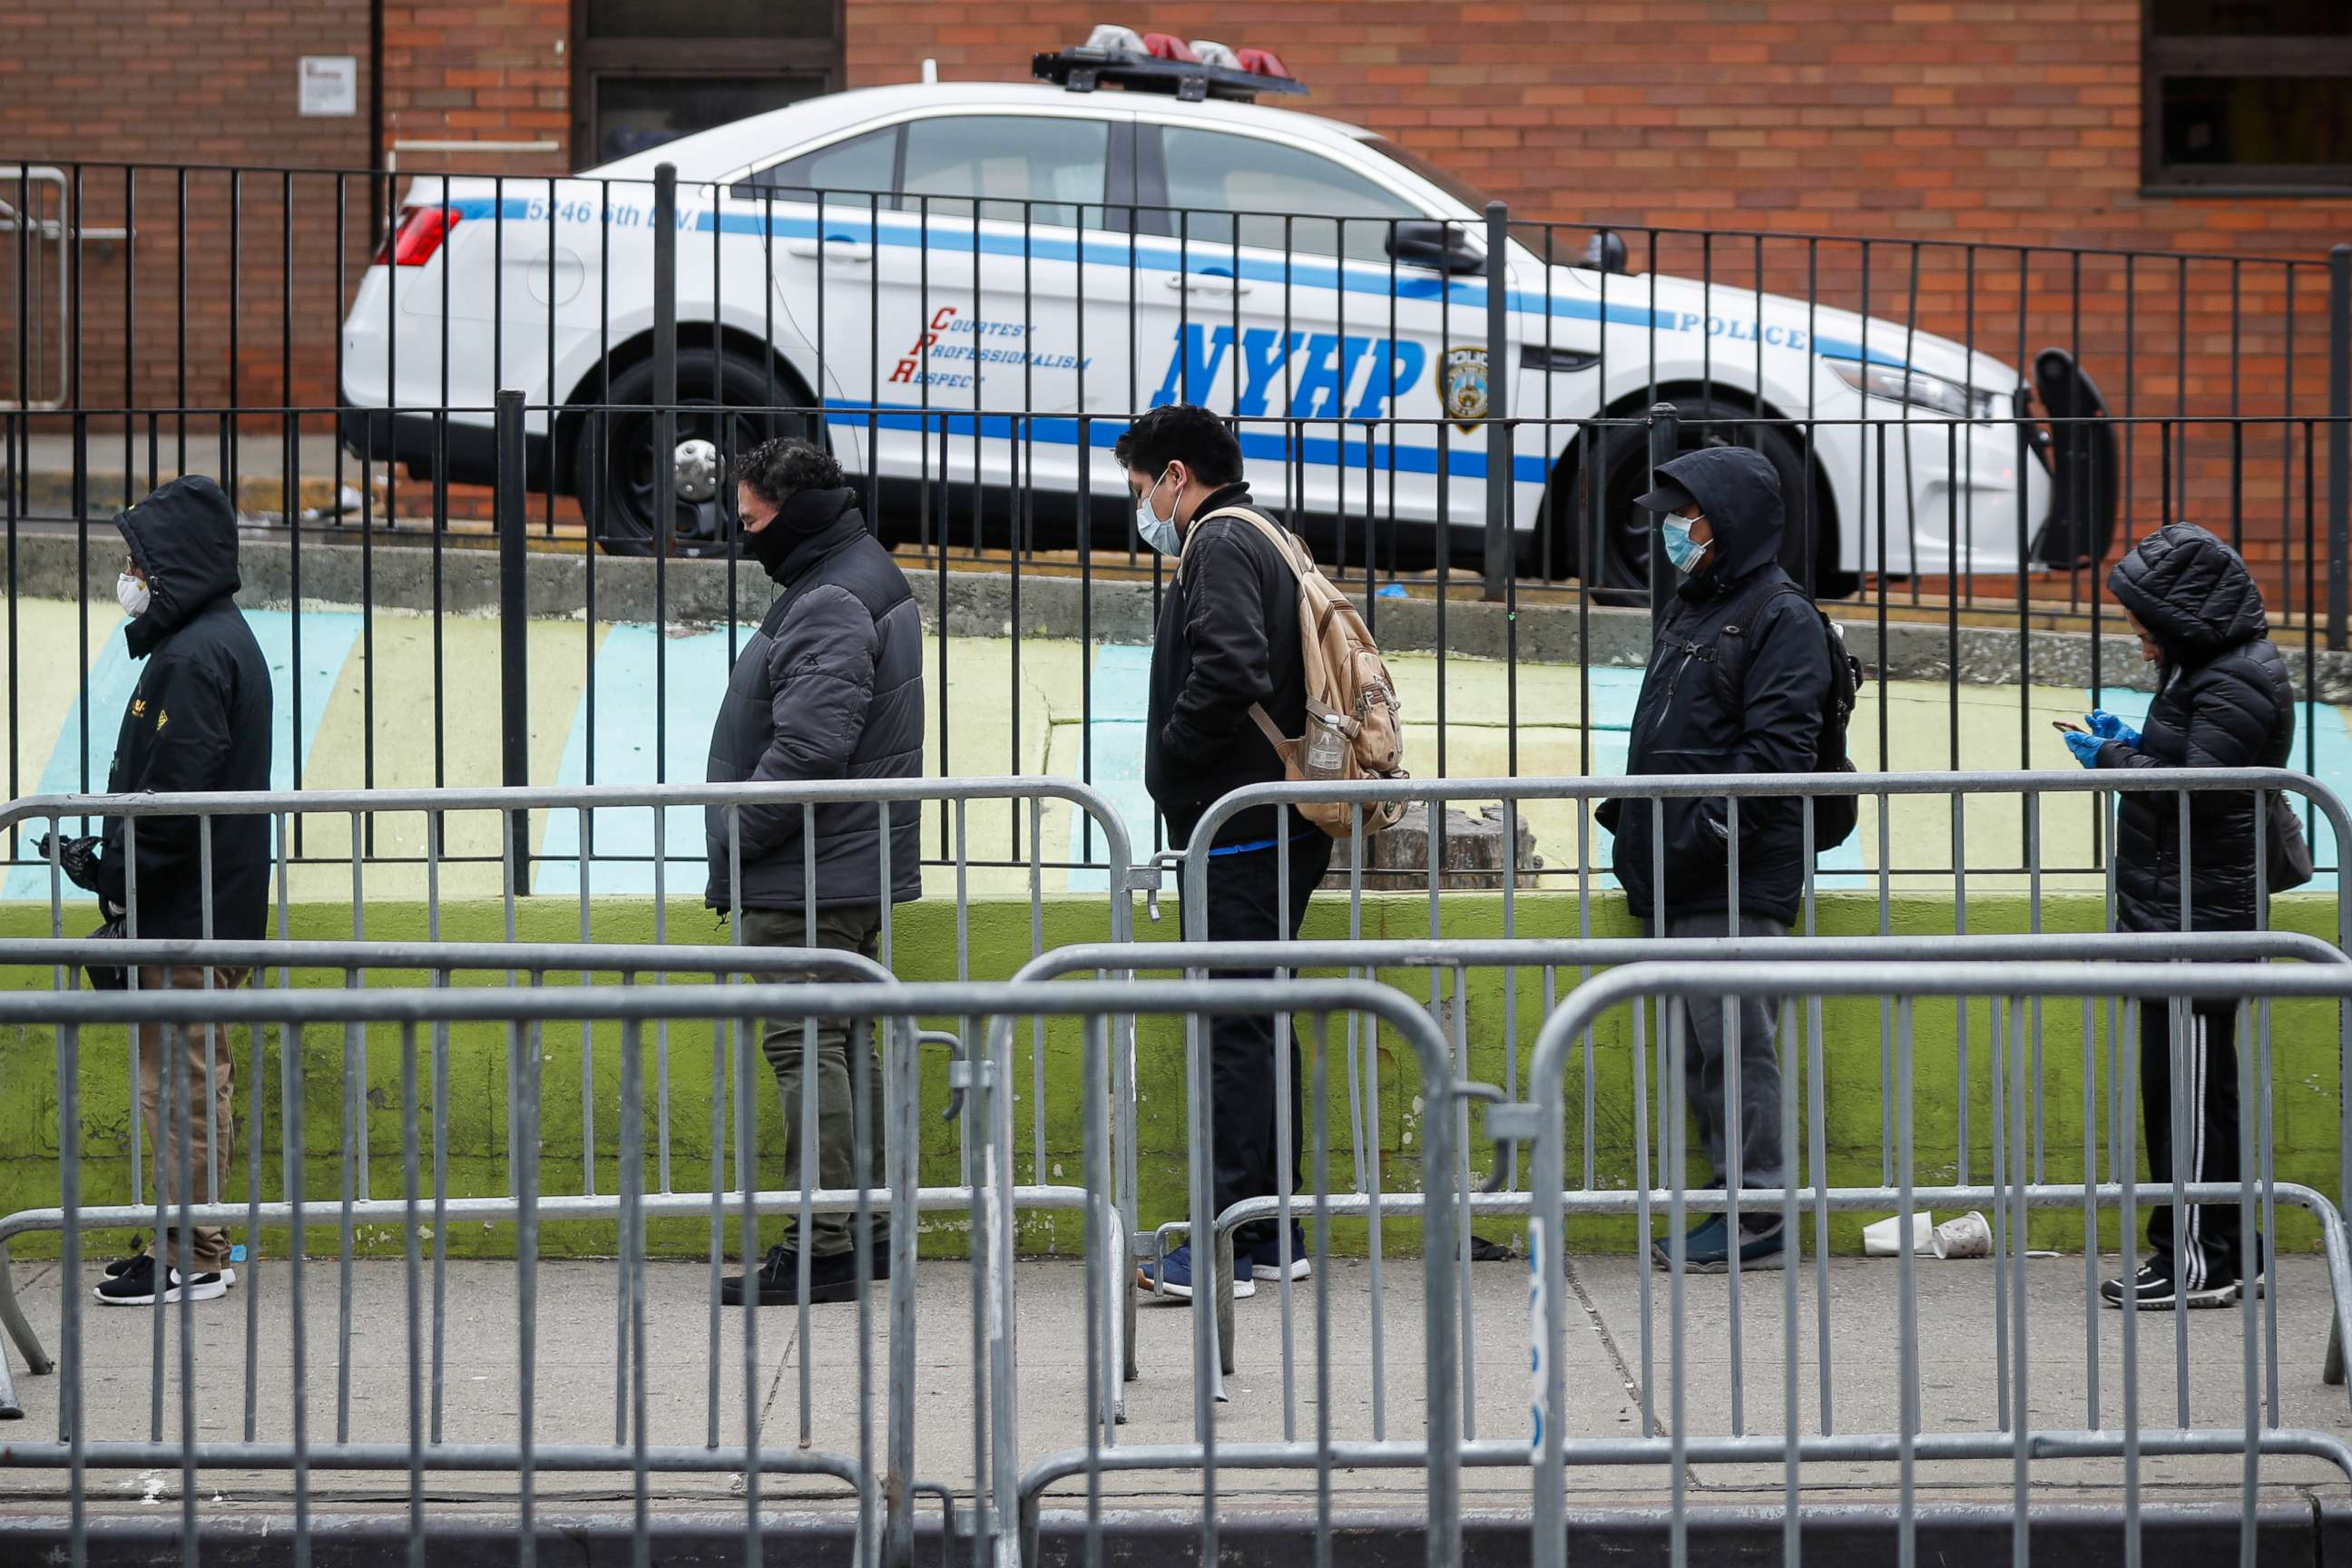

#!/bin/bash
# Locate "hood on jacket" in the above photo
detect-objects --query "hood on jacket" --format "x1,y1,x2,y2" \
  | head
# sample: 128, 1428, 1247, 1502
2107, 522, 2267, 669
1651, 446, 1785, 590
115, 475, 241, 657
750, 485, 866, 583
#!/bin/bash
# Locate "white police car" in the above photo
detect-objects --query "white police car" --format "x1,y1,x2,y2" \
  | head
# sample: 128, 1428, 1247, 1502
342, 25, 2091, 587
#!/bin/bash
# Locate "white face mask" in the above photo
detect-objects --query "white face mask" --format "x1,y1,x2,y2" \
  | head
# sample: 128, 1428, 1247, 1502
116, 573, 151, 618
1134, 466, 1181, 556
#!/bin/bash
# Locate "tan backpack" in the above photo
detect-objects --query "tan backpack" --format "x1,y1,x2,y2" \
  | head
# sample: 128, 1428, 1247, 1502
1179, 505, 1407, 838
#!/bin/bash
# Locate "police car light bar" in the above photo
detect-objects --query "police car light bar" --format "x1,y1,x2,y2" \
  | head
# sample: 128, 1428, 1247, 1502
1034, 23, 1308, 101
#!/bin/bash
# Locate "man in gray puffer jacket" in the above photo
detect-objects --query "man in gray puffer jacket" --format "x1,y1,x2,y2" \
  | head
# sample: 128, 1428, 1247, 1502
707, 436, 922, 1307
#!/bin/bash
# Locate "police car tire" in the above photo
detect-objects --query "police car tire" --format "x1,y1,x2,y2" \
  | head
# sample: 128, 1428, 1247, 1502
575, 348, 815, 557
1569, 397, 1835, 600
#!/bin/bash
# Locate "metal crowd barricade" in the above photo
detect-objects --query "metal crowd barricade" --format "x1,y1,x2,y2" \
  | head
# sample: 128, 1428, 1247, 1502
0, 936, 892, 1418
1181, 768, 2352, 1158
1516, 959, 2352, 1568
0, 975, 1465, 1568
1012, 929, 2348, 1414
0, 776, 1161, 1423
1171, 769, 2352, 1393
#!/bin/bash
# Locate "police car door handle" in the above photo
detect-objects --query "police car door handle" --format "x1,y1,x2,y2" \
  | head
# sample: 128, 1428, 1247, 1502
786, 238, 874, 263
1167, 271, 1251, 296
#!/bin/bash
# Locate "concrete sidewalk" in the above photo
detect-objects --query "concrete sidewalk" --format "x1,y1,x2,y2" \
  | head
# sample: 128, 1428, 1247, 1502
0, 1250, 2345, 1521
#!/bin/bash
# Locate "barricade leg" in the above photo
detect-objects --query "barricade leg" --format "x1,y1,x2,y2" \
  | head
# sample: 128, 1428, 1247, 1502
0, 1242, 48, 1383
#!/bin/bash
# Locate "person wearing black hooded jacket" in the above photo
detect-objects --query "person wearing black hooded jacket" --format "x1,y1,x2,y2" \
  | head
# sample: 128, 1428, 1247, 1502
706, 437, 922, 1308
2063, 523, 2293, 1310
48, 475, 273, 1307
1600, 445, 1833, 1276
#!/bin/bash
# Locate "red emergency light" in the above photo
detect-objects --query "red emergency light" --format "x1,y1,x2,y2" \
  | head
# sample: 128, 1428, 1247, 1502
1034, 24, 1308, 100
1234, 47, 1293, 81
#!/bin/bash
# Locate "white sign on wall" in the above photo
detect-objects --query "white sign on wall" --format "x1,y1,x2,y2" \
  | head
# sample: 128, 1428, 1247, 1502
299, 56, 359, 118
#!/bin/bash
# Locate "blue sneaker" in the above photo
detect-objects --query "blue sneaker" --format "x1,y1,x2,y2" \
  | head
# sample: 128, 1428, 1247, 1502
1137, 1243, 1255, 1301
1250, 1225, 1311, 1283
1649, 1212, 1787, 1274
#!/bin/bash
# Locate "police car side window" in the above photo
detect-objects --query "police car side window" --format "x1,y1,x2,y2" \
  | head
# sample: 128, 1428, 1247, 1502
899, 115, 1109, 230
732, 125, 900, 204
1161, 128, 1421, 264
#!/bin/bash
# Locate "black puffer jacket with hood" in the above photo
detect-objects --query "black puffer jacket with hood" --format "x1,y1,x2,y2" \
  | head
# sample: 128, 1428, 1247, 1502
1602, 446, 1832, 926
2099, 523, 2295, 935
705, 486, 924, 913
94, 475, 275, 939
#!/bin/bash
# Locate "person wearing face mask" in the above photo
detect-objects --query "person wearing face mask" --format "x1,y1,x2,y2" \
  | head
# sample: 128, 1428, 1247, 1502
1116, 402, 1331, 1304
2063, 523, 2294, 1310
43, 475, 273, 1308
1599, 446, 1833, 1277
705, 436, 921, 1308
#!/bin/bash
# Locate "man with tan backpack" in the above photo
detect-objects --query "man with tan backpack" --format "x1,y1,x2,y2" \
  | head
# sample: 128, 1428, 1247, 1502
1122, 403, 1405, 1304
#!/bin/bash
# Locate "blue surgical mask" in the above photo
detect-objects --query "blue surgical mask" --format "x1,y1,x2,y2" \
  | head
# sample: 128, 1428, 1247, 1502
1135, 466, 1181, 556
1660, 514, 1707, 574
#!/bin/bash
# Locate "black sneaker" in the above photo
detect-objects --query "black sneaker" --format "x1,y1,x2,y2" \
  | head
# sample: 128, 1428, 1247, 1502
102, 1237, 147, 1279
720, 1244, 886, 1307
2101, 1253, 2236, 1311
95, 1254, 226, 1307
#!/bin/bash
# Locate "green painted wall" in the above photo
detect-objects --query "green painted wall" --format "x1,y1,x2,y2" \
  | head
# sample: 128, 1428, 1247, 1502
0, 893, 2339, 1261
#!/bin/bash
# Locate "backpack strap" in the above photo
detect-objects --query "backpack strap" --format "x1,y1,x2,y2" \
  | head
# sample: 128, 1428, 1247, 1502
1174, 505, 1321, 750
1173, 505, 1307, 585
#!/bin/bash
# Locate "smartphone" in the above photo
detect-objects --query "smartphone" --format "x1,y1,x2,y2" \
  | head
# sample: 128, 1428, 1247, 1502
2051, 719, 2087, 735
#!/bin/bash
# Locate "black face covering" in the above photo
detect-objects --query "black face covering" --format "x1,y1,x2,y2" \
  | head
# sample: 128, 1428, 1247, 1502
744, 507, 798, 573
743, 485, 860, 580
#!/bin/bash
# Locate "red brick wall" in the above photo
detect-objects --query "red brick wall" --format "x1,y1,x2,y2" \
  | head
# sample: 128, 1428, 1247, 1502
849, 1, 2352, 579
380, 1, 571, 175
0, 0, 374, 416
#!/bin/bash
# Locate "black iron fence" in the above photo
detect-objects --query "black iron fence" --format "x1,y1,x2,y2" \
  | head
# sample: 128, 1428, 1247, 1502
3, 156, 2350, 875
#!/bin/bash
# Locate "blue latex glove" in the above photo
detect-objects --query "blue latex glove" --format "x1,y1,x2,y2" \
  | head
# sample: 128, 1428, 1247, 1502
2063, 728, 2105, 768
2086, 709, 2141, 750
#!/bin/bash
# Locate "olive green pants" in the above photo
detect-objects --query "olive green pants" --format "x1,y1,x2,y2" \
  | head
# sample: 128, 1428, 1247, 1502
739, 906, 888, 1259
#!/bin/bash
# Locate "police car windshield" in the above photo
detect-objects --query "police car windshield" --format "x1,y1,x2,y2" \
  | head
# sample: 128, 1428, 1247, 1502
1362, 136, 1554, 257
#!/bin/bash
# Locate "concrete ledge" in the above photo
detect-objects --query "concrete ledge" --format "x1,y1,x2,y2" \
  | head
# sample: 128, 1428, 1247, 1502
16, 530, 2349, 696
0, 1502, 2327, 1566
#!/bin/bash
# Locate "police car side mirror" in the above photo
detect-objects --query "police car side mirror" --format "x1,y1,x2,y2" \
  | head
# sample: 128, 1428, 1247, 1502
1581, 230, 1628, 275
1386, 220, 1485, 275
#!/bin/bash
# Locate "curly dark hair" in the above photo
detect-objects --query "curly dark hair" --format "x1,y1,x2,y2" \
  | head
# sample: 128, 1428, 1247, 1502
1112, 404, 1242, 486
736, 436, 843, 507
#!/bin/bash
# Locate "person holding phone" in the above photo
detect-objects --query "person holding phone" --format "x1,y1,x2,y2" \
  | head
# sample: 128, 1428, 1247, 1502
2063, 522, 2293, 1309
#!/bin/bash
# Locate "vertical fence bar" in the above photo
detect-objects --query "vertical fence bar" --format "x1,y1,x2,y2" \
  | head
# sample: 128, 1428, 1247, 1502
495, 389, 530, 881
1647, 402, 1679, 626
2329, 244, 2348, 651
1482, 201, 1511, 602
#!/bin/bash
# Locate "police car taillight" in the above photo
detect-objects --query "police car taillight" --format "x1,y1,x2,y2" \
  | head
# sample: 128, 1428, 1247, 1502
372, 205, 462, 269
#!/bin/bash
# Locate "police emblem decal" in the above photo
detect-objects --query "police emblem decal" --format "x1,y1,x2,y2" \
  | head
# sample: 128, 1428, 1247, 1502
1442, 346, 1489, 436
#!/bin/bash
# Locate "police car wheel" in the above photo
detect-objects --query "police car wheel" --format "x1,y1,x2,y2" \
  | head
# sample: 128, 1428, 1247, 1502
576, 348, 816, 557
1570, 398, 1830, 602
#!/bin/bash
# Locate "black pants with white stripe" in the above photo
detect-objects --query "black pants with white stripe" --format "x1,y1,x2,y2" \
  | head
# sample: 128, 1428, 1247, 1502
2141, 996, 2252, 1289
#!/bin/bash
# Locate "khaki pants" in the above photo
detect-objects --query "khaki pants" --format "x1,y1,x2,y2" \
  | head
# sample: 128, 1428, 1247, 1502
738, 906, 887, 1259
134, 965, 250, 1272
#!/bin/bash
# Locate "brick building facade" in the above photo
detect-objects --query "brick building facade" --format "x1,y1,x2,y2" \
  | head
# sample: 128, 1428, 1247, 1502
4, 1, 2346, 564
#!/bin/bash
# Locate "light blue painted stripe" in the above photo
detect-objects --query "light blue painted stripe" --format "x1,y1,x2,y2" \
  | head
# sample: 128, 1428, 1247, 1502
246, 609, 366, 793
535, 624, 740, 898
1064, 643, 1157, 894
3, 622, 143, 902
3, 608, 364, 902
